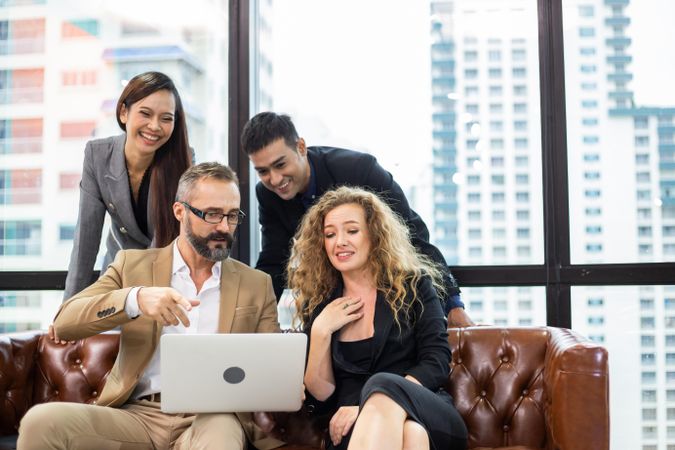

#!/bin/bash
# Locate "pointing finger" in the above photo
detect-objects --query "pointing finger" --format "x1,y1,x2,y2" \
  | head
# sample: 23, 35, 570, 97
172, 292, 196, 311
171, 304, 191, 328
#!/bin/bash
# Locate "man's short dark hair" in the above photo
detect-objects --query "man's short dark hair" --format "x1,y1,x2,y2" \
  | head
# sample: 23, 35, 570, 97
241, 112, 299, 155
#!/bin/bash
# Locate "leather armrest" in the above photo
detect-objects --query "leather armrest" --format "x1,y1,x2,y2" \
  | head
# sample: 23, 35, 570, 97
0, 331, 43, 436
544, 327, 609, 450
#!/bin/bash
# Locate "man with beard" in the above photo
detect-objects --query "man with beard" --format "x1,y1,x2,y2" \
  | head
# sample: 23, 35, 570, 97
17, 162, 284, 450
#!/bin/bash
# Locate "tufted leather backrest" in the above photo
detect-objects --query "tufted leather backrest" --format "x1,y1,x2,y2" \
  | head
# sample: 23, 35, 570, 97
32, 333, 119, 405
0, 333, 40, 436
448, 327, 549, 448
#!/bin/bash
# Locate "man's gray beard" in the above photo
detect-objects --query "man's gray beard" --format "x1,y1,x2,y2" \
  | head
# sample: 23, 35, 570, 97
185, 219, 232, 262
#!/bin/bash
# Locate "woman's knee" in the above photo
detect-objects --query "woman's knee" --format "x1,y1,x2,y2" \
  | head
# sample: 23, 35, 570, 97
402, 420, 429, 450
362, 372, 401, 393
360, 373, 406, 412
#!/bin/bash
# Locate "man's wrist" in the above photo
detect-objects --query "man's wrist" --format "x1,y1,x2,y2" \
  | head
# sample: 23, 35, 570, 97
125, 286, 144, 318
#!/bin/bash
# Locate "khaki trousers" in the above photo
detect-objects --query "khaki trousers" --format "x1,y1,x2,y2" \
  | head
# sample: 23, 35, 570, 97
17, 399, 246, 450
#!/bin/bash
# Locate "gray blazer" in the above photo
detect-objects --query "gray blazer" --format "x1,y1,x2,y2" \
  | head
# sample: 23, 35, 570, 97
64, 134, 154, 299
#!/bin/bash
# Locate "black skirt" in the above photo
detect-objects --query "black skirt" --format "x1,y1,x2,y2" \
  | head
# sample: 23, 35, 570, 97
328, 372, 467, 450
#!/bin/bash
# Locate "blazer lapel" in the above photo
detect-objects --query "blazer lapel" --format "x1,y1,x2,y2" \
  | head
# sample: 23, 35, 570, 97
103, 134, 151, 245
370, 291, 394, 369
217, 259, 241, 333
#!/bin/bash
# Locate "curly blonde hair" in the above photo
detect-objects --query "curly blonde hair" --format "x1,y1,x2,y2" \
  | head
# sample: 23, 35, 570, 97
288, 186, 446, 328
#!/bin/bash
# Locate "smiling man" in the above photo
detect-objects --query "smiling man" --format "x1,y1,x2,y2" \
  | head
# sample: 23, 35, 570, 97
242, 112, 473, 327
17, 162, 283, 450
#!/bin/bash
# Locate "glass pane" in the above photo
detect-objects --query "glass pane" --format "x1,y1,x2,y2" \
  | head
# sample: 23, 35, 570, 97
564, 0, 675, 263
463, 286, 546, 326
572, 285, 675, 450
0, 0, 229, 273
0, 290, 62, 332
251, 0, 544, 267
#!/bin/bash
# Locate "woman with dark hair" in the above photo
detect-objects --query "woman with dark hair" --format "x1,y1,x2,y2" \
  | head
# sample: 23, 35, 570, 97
53, 71, 192, 340
288, 186, 467, 450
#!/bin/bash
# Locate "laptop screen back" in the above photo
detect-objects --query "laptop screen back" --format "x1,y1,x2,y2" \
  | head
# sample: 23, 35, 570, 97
160, 333, 307, 413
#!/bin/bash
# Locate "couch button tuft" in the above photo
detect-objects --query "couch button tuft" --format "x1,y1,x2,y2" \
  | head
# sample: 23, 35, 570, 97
503, 425, 509, 432
502, 356, 509, 363
75, 359, 81, 364
480, 390, 486, 397
522, 389, 529, 395
92, 391, 98, 396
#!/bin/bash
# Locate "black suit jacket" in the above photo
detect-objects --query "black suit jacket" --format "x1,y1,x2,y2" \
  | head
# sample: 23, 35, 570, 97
254, 146, 462, 312
304, 276, 451, 411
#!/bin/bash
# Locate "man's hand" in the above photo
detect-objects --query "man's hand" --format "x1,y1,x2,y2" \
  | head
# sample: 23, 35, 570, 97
448, 307, 475, 327
137, 287, 200, 327
329, 406, 359, 446
48, 324, 74, 345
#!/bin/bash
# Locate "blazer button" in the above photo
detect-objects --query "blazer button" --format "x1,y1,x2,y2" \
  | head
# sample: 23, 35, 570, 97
119, 227, 128, 234
108, 203, 116, 212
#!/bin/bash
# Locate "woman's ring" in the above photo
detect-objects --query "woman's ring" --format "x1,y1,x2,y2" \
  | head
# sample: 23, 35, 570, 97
343, 303, 350, 310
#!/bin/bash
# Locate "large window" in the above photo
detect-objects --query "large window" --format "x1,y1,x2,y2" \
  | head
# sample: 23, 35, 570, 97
562, 0, 675, 448
245, 1, 674, 449
251, 0, 544, 269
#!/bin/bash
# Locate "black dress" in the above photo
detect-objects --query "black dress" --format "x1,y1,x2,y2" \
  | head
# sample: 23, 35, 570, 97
307, 277, 467, 450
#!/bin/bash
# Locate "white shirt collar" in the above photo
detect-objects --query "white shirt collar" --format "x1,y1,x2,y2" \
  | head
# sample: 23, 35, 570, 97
172, 239, 222, 278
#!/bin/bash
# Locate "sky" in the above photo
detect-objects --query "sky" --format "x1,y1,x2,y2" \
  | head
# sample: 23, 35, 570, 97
269, 0, 434, 191
627, 0, 675, 106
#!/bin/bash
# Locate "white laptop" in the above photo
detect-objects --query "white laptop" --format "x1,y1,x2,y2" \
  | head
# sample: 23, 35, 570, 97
160, 333, 307, 413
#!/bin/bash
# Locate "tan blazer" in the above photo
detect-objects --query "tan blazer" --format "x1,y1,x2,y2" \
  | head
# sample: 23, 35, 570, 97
54, 242, 284, 449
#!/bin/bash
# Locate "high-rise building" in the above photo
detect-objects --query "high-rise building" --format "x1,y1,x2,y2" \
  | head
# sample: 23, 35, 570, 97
430, 0, 545, 327
430, 0, 673, 448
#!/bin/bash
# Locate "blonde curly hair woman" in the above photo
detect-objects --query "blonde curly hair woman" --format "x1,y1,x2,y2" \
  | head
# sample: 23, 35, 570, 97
288, 186, 467, 450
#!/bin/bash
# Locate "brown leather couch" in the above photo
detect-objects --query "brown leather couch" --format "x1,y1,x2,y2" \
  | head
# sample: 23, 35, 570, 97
0, 326, 608, 450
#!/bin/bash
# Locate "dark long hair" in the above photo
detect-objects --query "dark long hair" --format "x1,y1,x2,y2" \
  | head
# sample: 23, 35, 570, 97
116, 71, 192, 247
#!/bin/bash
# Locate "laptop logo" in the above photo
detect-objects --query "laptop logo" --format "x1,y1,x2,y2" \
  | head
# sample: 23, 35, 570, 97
223, 366, 246, 384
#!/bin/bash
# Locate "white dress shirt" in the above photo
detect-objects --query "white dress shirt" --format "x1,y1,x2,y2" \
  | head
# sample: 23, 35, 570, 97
126, 241, 222, 399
